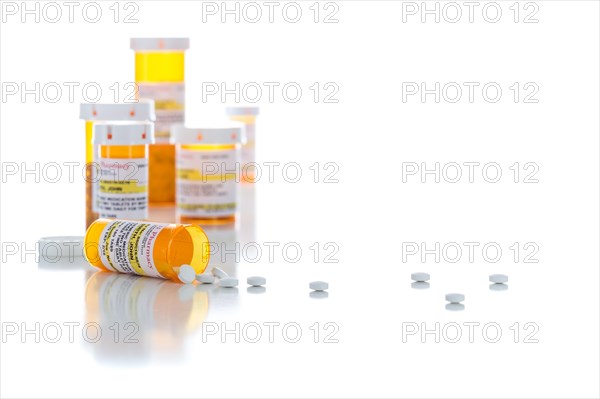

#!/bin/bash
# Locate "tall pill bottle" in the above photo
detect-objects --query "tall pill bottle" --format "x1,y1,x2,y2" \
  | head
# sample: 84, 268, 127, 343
93, 121, 154, 220
131, 37, 189, 205
172, 124, 243, 224
226, 106, 259, 183
80, 102, 155, 228
85, 219, 211, 282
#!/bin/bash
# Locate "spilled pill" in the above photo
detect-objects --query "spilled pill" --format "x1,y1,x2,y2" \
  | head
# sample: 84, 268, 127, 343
196, 273, 215, 284
211, 267, 228, 279
247, 276, 266, 286
218, 277, 239, 288
178, 264, 196, 284
411, 272, 430, 282
310, 281, 328, 291
445, 293, 465, 303
489, 274, 508, 284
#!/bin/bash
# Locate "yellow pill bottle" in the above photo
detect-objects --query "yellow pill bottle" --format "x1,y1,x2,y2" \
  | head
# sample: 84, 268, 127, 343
80, 102, 155, 228
131, 38, 190, 205
93, 121, 154, 220
84, 219, 210, 282
172, 124, 244, 225
226, 106, 259, 183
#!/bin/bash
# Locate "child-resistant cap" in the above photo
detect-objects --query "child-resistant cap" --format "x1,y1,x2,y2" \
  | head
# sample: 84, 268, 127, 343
93, 122, 154, 145
172, 124, 244, 145
130, 38, 190, 51
225, 106, 260, 116
80, 101, 156, 121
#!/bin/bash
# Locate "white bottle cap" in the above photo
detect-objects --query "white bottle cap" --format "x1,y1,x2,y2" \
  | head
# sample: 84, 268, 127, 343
130, 38, 190, 51
80, 101, 155, 121
172, 124, 244, 145
225, 106, 260, 116
93, 122, 155, 145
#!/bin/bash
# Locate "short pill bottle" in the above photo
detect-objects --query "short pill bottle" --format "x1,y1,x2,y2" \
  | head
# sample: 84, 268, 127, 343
131, 38, 190, 205
80, 102, 155, 228
84, 219, 211, 282
93, 121, 154, 220
172, 124, 244, 225
226, 106, 259, 183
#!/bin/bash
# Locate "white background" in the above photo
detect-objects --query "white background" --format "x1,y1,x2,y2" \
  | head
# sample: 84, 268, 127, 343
1, 1, 599, 398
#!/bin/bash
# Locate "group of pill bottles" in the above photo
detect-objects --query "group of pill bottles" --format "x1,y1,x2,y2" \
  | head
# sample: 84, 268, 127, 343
81, 37, 260, 283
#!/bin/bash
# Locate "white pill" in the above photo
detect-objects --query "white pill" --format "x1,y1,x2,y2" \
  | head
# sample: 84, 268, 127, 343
411, 272, 430, 282
196, 273, 215, 284
489, 274, 508, 284
211, 267, 229, 279
218, 277, 239, 288
310, 281, 328, 291
247, 276, 266, 286
178, 265, 196, 284
310, 290, 329, 299
445, 293, 465, 303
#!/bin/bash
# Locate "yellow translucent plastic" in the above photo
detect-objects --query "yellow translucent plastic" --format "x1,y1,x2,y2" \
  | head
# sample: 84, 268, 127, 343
135, 52, 185, 82
85, 121, 98, 228
84, 218, 211, 282
177, 143, 238, 225
134, 51, 186, 205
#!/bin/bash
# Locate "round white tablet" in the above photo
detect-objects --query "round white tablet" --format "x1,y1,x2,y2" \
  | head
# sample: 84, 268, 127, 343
178, 264, 196, 284
489, 274, 508, 284
196, 273, 215, 284
211, 267, 229, 279
445, 293, 465, 303
218, 277, 239, 288
309, 281, 328, 291
411, 272, 430, 282
247, 276, 266, 286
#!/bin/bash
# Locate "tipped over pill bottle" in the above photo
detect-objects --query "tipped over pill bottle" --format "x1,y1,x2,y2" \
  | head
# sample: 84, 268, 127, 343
93, 121, 154, 220
226, 106, 259, 183
80, 102, 155, 228
85, 219, 211, 282
172, 124, 243, 224
131, 37, 189, 205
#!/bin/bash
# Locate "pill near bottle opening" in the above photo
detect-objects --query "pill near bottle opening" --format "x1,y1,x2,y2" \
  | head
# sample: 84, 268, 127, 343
247, 276, 266, 286
310, 281, 328, 291
445, 293, 465, 303
196, 273, 215, 284
218, 277, 239, 288
411, 272, 430, 282
211, 267, 229, 279
178, 264, 196, 284
489, 274, 508, 284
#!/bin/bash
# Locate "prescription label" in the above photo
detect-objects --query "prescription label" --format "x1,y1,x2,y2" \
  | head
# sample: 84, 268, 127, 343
98, 157, 148, 220
98, 220, 167, 278
176, 148, 239, 218
138, 83, 184, 143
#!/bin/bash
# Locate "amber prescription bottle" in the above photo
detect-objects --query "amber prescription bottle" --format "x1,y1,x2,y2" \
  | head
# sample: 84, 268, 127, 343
85, 219, 211, 282
131, 37, 190, 205
172, 124, 244, 225
80, 102, 155, 228
226, 106, 259, 183
93, 121, 154, 220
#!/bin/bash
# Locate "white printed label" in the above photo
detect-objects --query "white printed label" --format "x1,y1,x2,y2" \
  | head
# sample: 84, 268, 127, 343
176, 148, 239, 218
138, 82, 185, 143
97, 157, 148, 220
98, 220, 167, 278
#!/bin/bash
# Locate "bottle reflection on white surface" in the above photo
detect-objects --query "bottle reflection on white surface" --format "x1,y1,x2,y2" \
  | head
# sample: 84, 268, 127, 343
84, 272, 208, 363
202, 222, 239, 277
239, 183, 256, 245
